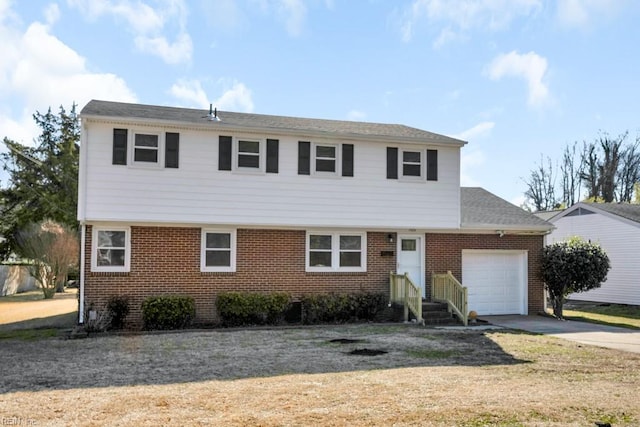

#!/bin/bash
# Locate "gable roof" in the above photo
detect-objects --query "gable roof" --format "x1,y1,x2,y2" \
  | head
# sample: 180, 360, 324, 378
551, 202, 640, 225
80, 100, 467, 146
461, 187, 553, 233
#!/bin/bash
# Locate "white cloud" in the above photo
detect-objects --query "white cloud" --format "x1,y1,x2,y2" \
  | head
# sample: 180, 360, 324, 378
277, 0, 307, 37
450, 121, 495, 141
69, 0, 192, 64
169, 79, 254, 113
486, 50, 551, 108
215, 81, 254, 112
44, 3, 60, 25
399, 0, 541, 44
556, 0, 621, 29
347, 110, 366, 121
0, 4, 136, 146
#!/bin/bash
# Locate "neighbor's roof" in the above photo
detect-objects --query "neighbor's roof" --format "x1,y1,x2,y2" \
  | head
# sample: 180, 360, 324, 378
80, 100, 467, 146
533, 210, 564, 221
561, 202, 640, 224
461, 187, 553, 232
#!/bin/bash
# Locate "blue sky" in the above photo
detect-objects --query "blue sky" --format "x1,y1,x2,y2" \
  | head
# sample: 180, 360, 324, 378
1, 0, 640, 206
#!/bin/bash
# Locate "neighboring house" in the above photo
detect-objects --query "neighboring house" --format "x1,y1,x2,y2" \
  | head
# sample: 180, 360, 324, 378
546, 202, 640, 306
77, 100, 552, 325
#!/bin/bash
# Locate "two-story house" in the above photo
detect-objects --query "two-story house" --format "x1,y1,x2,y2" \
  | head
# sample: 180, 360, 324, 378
78, 100, 552, 326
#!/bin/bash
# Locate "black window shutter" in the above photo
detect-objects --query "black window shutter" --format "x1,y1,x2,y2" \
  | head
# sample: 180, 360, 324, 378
342, 144, 354, 177
266, 139, 279, 173
427, 149, 438, 181
112, 128, 128, 165
165, 132, 179, 168
219, 136, 232, 171
298, 141, 310, 175
386, 147, 398, 179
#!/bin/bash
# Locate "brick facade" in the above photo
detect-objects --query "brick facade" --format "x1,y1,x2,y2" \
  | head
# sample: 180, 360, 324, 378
83, 226, 545, 327
425, 233, 545, 314
84, 226, 396, 327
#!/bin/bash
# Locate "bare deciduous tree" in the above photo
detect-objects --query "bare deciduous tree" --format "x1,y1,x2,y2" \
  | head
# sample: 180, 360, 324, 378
15, 221, 79, 299
523, 156, 559, 211
560, 142, 583, 207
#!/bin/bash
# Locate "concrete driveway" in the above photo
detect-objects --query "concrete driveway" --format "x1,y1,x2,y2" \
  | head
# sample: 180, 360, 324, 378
481, 315, 640, 354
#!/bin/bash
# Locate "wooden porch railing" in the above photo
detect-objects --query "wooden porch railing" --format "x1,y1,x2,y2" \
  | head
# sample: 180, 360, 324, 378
431, 271, 468, 326
389, 272, 423, 324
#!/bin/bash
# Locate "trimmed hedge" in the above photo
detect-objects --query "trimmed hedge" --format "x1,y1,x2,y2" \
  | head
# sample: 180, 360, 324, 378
107, 296, 130, 330
216, 292, 291, 326
301, 292, 387, 324
141, 295, 195, 330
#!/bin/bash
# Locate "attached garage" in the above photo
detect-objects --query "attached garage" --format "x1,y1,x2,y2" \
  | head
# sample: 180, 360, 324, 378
462, 250, 528, 315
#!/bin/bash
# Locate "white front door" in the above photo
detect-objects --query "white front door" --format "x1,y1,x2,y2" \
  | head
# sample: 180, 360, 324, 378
397, 235, 425, 297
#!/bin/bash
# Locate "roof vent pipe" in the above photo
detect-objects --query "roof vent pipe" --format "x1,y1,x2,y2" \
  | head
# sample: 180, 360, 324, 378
206, 103, 221, 122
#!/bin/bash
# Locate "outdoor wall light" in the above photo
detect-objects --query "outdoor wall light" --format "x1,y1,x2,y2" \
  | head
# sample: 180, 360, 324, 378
387, 234, 394, 243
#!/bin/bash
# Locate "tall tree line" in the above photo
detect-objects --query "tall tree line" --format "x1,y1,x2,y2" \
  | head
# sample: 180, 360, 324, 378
524, 132, 640, 211
0, 105, 79, 260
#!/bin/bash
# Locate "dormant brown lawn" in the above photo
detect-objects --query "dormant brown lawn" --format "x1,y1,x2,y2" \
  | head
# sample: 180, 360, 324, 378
1, 324, 638, 426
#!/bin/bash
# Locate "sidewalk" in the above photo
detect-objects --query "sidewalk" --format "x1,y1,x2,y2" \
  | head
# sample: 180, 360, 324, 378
481, 315, 640, 354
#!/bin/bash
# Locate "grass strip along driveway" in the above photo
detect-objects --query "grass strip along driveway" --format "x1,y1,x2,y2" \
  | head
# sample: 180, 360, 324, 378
1, 324, 639, 426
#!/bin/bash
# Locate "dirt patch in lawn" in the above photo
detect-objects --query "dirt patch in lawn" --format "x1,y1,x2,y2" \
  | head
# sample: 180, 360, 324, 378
0, 324, 638, 426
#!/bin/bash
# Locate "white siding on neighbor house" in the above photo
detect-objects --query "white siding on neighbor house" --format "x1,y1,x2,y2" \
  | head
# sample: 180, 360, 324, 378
549, 212, 640, 305
80, 121, 461, 229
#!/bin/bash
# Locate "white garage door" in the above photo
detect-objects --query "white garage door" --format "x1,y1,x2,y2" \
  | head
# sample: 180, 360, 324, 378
462, 250, 527, 315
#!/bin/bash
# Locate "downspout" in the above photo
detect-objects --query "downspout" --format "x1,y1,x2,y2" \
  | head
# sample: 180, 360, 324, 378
79, 222, 86, 324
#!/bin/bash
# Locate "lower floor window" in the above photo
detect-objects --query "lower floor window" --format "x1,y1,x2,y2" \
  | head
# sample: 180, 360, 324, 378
91, 227, 130, 272
201, 229, 236, 272
306, 232, 366, 272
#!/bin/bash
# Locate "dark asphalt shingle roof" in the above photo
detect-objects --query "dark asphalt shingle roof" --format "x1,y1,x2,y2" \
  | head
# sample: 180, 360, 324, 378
81, 100, 466, 145
461, 187, 553, 231
582, 202, 640, 224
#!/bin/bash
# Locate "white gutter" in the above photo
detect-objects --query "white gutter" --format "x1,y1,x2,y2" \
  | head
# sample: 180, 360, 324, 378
78, 222, 86, 324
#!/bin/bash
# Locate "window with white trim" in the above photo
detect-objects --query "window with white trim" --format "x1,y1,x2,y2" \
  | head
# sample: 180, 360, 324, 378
91, 227, 130, 272
133, 132, 160, 165
201, 229, 236, 272
313, 144, 338, 174
234, 138, 264, 172
401, 149, 423, 178
306, 232, 366, 272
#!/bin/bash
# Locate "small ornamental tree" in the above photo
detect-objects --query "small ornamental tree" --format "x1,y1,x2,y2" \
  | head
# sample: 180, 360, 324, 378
15, 221, 79, 299
541, 237, 610, 319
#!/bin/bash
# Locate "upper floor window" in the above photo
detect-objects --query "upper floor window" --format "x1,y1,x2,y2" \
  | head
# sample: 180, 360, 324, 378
134, 133, 159, 164
219, 136, 279, 174
112, 129, 179, 169
236, 139, 262, 169
91, 227, 131, 272
314, 144, 338, 174
402, 149, 422, 178
298, 142, 354, 177
387, 147, 438, 181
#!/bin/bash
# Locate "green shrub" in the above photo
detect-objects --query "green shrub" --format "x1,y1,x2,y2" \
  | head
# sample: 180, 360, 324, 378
107, 296, 130, 330
141, 296, 195, 330
216, 292, 291, 326
301, 292, 387, 324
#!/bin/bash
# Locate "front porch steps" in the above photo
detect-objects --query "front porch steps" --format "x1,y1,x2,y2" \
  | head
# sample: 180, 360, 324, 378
422, 301, 461, 326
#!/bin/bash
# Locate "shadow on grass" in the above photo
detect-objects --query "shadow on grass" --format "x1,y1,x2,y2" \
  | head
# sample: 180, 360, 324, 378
0, 312, 77, 332
562, 315, 640, 331
0, 324, 530, 394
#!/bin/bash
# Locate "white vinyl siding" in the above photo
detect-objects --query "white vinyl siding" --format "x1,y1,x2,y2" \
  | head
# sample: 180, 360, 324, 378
91, 226, 131, 272
306, 231, 366, 272
549, 212, 640, 305
81, 122, 461, 229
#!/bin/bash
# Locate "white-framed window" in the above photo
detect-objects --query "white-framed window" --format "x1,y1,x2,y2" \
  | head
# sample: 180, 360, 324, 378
401, 149, 423, 179
313, 143, 338, 175
131, 131, 163, 167
201, 229, 237, 272
306, 231, 366, 272
91, 227, 131, 272
234, 138, 264, 172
